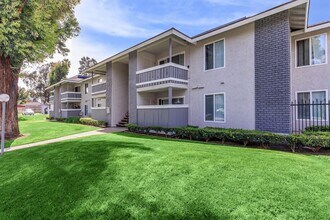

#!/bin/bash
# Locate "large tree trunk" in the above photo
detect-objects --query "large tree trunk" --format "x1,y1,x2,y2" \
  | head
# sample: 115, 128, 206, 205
0, 55, 20, 139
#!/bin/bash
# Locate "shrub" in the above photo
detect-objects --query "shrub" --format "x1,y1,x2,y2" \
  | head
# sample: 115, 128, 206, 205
55, 117, 65, 122
79, 118, 107, 128
65, 116, 80, 124
127, 125, 330, 151
46, 116, 54, 120
305, 126, 330, 132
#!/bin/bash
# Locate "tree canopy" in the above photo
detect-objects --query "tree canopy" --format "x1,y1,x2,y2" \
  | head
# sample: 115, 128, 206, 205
49, 59, 71, 85
21, 63, 51, 104
0, 0, 80, 68
78, 56, 97, 75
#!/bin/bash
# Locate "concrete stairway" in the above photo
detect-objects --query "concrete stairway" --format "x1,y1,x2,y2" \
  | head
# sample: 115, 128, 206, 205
116, 113, 129, 127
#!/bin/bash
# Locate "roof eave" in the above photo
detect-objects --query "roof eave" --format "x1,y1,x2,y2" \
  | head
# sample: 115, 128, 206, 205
192, 0, 308, 42
82, 28, 194, 74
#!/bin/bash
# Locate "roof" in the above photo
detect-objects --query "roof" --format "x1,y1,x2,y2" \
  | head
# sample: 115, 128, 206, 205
45, 74, 99, 91
83, 0, 309, 74
291, 20, 330, 36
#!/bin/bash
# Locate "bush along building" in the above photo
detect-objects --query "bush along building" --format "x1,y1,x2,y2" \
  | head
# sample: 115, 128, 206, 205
48, 0, 330, 134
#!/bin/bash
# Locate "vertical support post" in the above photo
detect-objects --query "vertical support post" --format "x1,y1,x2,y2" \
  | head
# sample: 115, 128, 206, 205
1, 102, 6, 155
169, 38, 172, 63
92, 71, 94, 85
168, 86, 173, 105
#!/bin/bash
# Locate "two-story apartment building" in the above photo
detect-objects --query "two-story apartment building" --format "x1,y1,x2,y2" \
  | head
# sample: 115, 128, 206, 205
50, 0, 329, 134
47, 74, 108, 122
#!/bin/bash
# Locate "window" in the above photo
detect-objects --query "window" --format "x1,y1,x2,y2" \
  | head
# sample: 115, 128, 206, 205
74, 86, 80, 92
158, 97, 184, 105
159, 53, 184, 66
85, 83, 89, 94
205, 93, 225, 122
297, 91, 327, 120
297, 34, 327, 67
205, 40, 225, 70
97, 78, 103, 83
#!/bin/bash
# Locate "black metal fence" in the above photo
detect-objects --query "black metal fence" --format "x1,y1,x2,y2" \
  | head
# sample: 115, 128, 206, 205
291, 100, 330, 134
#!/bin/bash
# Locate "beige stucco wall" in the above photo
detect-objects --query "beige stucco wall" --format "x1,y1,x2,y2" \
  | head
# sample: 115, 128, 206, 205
291, 27, 330, 101
188, 23, 256, 129
111, 62, 129, 126
137, 51, 156, 71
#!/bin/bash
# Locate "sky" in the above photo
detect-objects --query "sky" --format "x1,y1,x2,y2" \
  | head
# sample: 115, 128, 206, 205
58, 0, 330, 76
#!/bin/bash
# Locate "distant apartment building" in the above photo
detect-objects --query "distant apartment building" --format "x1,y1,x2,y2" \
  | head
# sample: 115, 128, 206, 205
48, 0, 330, 133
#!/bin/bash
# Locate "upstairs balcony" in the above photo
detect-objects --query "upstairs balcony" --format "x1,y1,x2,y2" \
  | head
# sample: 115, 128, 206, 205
60, 92, 82, 101
136, 63, 188, 92
92, 82, 107, 95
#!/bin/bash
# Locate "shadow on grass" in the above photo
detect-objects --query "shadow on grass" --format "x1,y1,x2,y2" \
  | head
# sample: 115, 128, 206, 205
0, 140, 151, 219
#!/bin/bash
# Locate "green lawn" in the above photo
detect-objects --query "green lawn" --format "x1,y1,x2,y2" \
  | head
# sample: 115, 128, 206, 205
0, 133, 330, 219
5, 114, 98, 147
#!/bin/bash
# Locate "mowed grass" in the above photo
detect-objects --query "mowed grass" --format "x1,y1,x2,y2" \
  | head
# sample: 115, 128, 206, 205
1, 133, 330, 219
5, 114, 98, 147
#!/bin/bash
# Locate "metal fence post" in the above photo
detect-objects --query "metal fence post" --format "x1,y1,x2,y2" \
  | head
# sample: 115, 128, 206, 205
0, 94, 10, 156
1, 102, 6, 155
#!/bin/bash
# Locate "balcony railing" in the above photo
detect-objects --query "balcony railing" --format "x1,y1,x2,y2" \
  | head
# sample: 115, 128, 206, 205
49, 96, 54, 102
60, 92, 81, 100
60, 109, 82, 118
137, 105, 189, 127
136, 63, 188, 90
92, 82, 107, 95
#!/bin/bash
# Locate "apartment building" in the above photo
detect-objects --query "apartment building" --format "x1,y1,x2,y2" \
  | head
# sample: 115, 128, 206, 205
47, 74, 108, 122
50, 0, 329, 134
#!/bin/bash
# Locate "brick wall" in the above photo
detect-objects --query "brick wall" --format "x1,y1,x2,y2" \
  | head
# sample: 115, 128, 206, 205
255, 11, 291, 133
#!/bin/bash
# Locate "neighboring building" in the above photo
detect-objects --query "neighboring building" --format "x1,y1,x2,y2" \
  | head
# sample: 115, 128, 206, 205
50, 0, 330, 133
18, 101, 45, 114
46, 74, 108, 122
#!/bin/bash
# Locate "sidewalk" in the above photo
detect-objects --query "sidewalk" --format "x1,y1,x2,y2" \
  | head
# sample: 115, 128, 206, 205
5, 127, 127, 153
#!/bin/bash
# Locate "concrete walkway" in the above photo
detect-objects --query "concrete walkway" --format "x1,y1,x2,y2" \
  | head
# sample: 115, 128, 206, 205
5, 127, 127, 153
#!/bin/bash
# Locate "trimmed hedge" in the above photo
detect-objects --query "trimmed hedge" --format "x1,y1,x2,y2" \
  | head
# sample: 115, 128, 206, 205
53, 117, 107, 128
305, 125, 330, 132
127, 124, 330, 152
79, 118, 107, 128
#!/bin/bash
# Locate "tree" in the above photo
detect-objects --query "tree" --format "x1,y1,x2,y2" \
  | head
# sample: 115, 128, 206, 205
0, 0, 80, 138
18, 87, 29, 105
21, 63, 51, 104
49, 59, 71, 85
78, 56, 97, 75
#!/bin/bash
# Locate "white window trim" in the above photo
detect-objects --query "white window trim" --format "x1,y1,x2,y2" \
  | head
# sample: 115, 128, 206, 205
295, 89, 328, 121
157, 51, 186, 66
204, 38, 226, 72
204, 92, 226, 123
295, 33, 328, 68
157, 96, 185, 105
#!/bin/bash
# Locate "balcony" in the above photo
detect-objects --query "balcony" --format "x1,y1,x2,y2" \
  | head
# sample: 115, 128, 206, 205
136, 63, 188, 92
61, 109, 82, 118
92, 82, 107, 95
137, 105, 188, 127
60, 92, 81, 101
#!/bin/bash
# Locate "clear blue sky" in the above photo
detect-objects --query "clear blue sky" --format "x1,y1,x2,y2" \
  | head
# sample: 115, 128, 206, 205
63, 0, 329, 75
